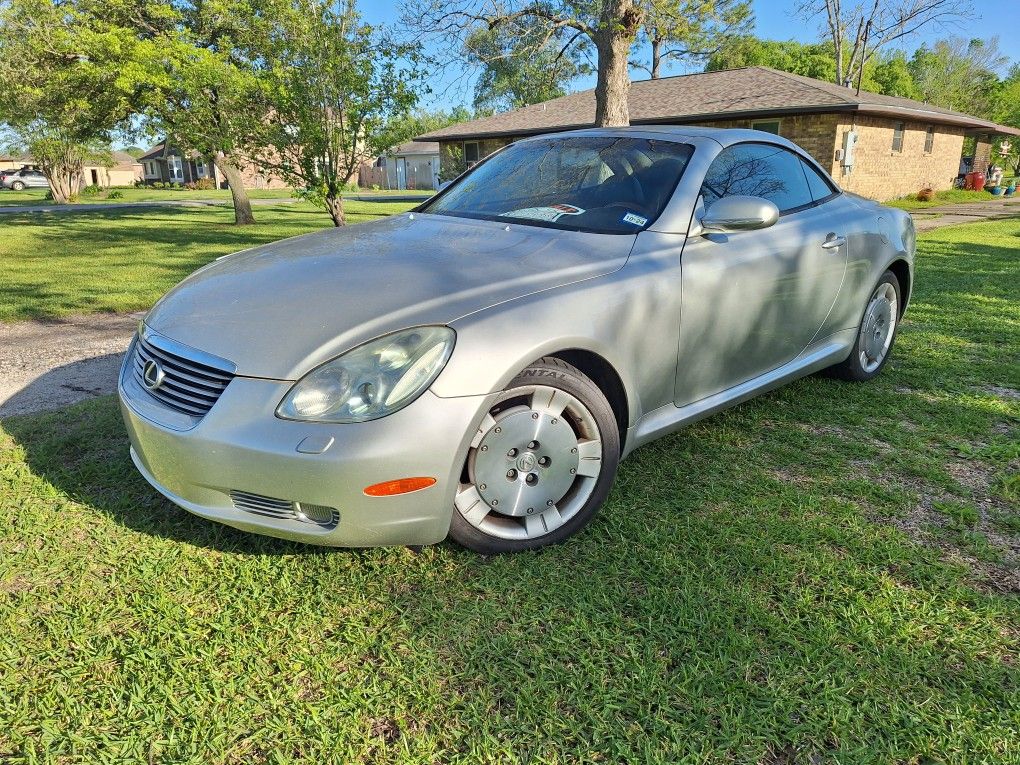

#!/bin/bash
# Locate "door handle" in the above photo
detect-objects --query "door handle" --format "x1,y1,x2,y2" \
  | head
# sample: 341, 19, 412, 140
821, 233, 846, 250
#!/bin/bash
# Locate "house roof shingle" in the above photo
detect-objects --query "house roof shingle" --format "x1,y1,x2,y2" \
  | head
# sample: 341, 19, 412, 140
417, 67, 1020, 141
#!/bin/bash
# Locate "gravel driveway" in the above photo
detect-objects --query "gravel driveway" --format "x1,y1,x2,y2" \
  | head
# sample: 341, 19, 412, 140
0, 313, 141, 418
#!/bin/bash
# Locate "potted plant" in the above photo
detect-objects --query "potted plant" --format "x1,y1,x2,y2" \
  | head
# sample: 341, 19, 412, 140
1005, 178, 1017, 197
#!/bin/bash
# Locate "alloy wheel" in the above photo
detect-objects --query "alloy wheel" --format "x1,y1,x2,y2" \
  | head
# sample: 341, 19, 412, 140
455, 384, 603, 541
859, 281, 898, 373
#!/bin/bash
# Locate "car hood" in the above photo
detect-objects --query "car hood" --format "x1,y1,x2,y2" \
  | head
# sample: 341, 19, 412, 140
144, 212, 635, 380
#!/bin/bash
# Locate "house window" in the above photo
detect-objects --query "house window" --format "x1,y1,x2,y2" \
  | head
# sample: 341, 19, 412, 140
924, 125, 934, 154
168, 155, 184, 181
464, 141, 480, 164
752, 119, 781, 135
892, 122, 905, 153
195, 158, 207, 178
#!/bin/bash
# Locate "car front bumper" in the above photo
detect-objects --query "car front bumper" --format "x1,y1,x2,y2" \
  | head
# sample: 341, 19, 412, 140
119, 356, 495, 547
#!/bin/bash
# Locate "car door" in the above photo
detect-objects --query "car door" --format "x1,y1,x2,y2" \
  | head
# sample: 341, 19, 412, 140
674, 142, 848, 406
27, 171, 48, 188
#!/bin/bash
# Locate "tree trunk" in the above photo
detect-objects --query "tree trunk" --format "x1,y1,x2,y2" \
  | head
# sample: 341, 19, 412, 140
651, 37, 662, 79
213, 151, 256, 225
593, 0, 644, 127
325, 193, 345, 227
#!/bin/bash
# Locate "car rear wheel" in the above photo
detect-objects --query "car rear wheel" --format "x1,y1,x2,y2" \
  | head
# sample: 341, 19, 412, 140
11, 181, 25, 191
827, 270, 901, 381
449, 357, 620, 554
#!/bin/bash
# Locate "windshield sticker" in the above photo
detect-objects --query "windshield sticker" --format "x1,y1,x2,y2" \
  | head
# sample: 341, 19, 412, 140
622, 212, 648, 227
501, 204, 585, 222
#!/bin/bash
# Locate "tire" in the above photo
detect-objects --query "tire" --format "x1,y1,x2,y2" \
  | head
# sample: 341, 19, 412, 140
449, 357, 621, 554
11, 181, 25, 191
827, 270, 902, 382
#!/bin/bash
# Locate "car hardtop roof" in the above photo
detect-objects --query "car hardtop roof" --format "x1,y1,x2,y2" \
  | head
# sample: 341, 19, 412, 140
516, 125, 805, 152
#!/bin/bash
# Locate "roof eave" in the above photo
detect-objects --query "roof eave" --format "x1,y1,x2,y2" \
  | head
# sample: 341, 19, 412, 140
417, 102, 1013, 143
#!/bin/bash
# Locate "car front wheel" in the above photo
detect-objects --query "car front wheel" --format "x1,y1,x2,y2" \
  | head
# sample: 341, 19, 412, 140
11, 181, 25, 191
449, 357, 620, 554
828, 270, 902, 381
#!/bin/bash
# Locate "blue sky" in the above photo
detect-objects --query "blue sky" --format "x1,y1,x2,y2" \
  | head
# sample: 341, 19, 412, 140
363, 0, 1020, 110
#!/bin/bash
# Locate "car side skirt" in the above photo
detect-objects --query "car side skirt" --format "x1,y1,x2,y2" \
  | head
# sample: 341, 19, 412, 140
623, 329, 855, 457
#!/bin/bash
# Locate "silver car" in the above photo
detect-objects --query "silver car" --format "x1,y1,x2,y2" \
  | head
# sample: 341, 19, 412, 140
1, 167, 49, 190
119, 127, 914, 553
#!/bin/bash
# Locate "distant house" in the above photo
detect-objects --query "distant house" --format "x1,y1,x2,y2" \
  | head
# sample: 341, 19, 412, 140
139, 143, 218, 186
0, 151, 141, 187
361, 141, 441, 190
417, 66, 1020, 201
138, 142, 289, 189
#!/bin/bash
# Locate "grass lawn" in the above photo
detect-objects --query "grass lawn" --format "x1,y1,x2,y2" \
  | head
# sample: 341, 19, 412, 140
0, 187, 430, 207
0, 200, 416, 322
1, 220, 1019, 763
0, 187, 304, 207
885, 188, 1018, 210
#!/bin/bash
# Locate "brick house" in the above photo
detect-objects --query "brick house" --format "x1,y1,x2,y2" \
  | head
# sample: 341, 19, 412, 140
138, 142, 289, 189
417, 67, 1020, 201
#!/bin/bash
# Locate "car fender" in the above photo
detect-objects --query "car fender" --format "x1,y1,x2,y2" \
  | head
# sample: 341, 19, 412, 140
431, 232, 688, 429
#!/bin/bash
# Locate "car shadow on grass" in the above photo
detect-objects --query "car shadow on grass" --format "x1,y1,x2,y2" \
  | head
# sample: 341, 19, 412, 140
1, 391, 343, 558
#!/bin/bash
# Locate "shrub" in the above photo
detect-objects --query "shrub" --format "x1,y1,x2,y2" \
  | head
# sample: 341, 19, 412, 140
916, 188, 935, 202
193, 177, 215, 190
80, 184, 102, 197
107, 190, 124, 200
371, 184, 381, 191
183, 181, 197, 190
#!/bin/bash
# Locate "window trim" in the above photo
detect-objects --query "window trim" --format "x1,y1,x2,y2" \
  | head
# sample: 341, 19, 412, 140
924, 125, 935, 154
463, 141, 480, 164
892, 121, 905, 153
751, 119, 782, 135
700, 140, 842, 218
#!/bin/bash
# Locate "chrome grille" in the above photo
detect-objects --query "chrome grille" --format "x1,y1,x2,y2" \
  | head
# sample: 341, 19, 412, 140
230, 490, 339, 528
132, 335, 234, 417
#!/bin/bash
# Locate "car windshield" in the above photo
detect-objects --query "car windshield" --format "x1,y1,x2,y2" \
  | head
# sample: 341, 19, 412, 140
422, 136, 693, 234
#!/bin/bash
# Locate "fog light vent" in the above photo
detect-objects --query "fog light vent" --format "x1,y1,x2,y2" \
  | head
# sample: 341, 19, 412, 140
229, 490, 338, 529
296, 503, 337, 525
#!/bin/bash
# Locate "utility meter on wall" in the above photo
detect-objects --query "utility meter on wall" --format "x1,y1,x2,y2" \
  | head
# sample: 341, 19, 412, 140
840, 130, 858, 173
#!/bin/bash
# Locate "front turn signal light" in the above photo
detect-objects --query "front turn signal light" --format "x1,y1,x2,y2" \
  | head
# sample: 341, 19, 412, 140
363, 477, 437, 497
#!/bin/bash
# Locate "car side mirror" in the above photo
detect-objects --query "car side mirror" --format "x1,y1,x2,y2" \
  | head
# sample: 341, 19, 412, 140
700, 195, 780, 234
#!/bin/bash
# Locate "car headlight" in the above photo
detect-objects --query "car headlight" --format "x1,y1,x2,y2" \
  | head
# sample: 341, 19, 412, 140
276, 326, 455, 423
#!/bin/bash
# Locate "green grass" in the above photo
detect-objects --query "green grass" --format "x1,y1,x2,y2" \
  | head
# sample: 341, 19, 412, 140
0, 187, 431, 207
1, 220, 1019, 763
0, 187, 305, 207
0, 200, 416, 322
885, 188, 1018, 210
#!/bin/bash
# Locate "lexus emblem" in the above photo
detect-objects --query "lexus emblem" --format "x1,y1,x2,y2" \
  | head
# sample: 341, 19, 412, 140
516, 452, 537, 472
142, 359, 165, 390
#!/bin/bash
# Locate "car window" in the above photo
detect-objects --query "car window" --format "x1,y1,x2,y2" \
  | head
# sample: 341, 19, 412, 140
701, 143, 814, 213
423, 136, 694, 235
801, 159, 836, 202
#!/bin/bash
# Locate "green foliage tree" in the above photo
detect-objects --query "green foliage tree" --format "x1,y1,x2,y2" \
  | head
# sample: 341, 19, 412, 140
992, 65, 1020, 176
0, 0, 137, 203
465, 18, 592, 111
908, 37, 1008, 118
260, 0, 422, 226
408, 1, 646, 127
797, 0, 973, 88
124, 0, 282, 225
634, 0, 752, 79
869, 50, 917, 98
706, 37, 836, 81
378, 107, 477, 149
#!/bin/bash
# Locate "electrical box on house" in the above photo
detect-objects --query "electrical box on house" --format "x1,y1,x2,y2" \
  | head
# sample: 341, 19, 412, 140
841, 130, 858, 173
